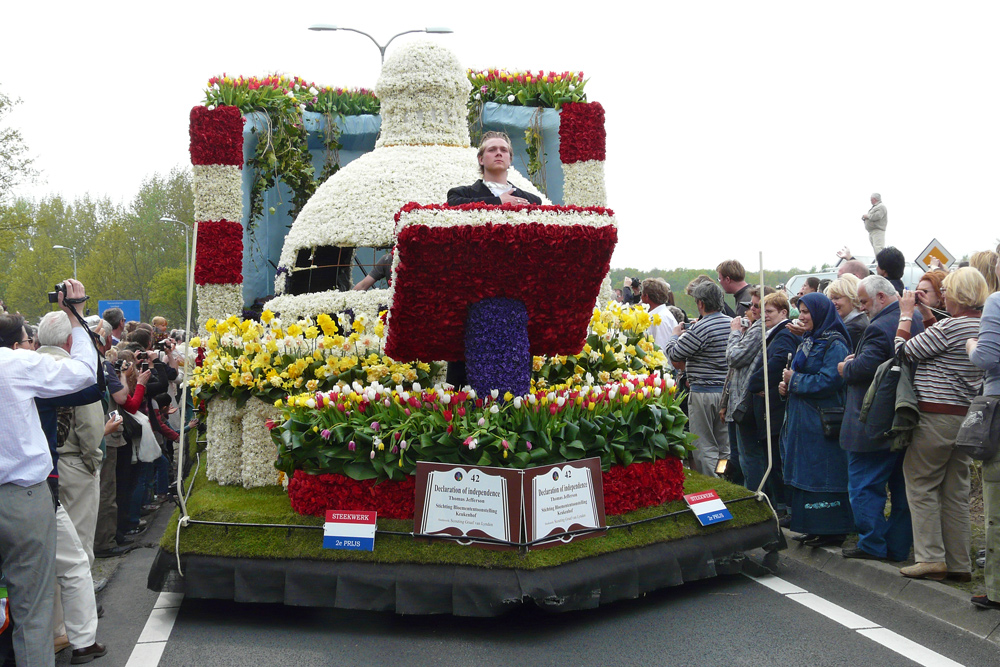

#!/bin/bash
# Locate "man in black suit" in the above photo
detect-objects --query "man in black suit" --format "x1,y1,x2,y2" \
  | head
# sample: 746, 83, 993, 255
447, 131, 542, 206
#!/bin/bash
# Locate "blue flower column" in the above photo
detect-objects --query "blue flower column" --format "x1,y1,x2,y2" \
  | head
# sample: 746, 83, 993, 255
464, 298, 531, 398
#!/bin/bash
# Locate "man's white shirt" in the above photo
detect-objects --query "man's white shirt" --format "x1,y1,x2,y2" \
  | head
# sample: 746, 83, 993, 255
648, 304, 679, 351
0, 327, 97, 487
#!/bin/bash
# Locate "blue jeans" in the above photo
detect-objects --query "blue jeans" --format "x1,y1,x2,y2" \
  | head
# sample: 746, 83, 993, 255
738, 419, 785, 510
154, 454, 170, 495
727, 421, 745, 486
128, 462, 153, 527
847, 450, 912, 560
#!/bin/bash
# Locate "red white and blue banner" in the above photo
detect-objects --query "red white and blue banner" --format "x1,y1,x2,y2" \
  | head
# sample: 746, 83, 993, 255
323, 510, 377, 551
683, 490, 733, 527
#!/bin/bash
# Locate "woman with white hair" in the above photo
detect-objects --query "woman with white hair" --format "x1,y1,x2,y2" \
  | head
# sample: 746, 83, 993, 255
825, 273, 868, 351
896, 267, 988, 582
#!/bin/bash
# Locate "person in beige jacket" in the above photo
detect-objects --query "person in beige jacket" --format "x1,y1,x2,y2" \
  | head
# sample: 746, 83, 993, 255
37, 311, 105, 567
862, 193, 888, 255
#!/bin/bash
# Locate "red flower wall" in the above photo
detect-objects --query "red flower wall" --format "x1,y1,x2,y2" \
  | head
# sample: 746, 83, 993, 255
558, 102, 606, 164
287, 458, 684, 521
195, 220, 244, 285
189, 105, 244, 166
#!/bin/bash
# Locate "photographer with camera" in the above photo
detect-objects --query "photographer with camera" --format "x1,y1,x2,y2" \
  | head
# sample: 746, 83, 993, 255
0, 279, 102, 666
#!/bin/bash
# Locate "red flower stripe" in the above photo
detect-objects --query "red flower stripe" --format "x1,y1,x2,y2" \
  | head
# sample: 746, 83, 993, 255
189, 106, 244, 167
194, 220, 244, 285
385, 221, 617, 362
558, 102, 606, 164
287, 458, 685, 520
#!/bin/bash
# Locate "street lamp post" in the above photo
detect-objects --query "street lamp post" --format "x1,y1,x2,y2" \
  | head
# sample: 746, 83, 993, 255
52, 245, 77, 280
308, 25, 453, 63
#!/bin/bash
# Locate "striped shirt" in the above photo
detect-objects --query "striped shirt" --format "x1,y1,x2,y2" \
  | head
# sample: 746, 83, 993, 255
665, 311, 730, 390
896, 315, 983, 412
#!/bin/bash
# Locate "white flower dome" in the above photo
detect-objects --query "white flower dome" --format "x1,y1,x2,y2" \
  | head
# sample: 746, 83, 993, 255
269, 41, 547, 318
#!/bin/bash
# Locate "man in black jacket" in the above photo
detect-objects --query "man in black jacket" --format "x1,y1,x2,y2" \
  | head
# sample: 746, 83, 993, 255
447, 132, 542, 207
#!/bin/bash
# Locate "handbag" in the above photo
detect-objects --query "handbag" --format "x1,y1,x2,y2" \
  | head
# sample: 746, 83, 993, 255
118, 409, 143, 444
127, 410, 162, 463
956, 396, 1000, 461
819, 406, 845, 438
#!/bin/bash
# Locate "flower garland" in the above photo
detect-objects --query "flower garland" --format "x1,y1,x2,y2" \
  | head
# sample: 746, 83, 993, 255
192, 165, 243, 222
272, 145, 547, 295
205, 396, 243, 486
271, 371, 692, 481
194, 220, 244, 285
190, 311, 440, 404
468, 69, 588, 110
385, 213, 617, 363
286, 457, 684, 519
189, 106, 244, 166
240, 398, 283, 488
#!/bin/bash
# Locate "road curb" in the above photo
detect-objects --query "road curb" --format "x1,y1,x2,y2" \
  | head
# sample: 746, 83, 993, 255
778, 528, 1000, 646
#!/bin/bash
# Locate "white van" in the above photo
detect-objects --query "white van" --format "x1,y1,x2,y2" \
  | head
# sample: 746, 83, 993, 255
784, 258, 925, 296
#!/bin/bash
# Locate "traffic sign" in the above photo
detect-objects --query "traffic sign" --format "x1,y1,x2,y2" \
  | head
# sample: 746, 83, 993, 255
915, 239, 955, 271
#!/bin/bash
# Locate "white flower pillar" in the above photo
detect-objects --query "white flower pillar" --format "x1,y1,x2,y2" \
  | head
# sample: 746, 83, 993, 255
189, 106, 248, 483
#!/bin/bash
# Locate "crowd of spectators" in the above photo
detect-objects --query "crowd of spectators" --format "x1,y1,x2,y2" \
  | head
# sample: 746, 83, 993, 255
0, 285, 195, 665
625, 246, 1000, 610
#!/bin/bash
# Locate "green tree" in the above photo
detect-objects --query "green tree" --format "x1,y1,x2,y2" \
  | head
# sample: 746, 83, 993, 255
0, 86, 37, 204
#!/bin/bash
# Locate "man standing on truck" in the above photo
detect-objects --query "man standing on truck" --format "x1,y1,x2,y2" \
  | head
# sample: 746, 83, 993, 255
862, 193, 888, 255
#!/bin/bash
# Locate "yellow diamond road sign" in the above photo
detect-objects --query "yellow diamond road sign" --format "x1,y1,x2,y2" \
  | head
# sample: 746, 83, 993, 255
916, 238, 955, 271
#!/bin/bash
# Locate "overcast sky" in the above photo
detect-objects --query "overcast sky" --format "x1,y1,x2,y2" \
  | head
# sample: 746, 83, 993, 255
4, 1, 998, 273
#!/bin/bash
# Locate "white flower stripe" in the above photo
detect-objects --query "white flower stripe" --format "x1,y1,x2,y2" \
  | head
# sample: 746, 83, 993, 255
561, 160, 607, 208
240, 399, 283, 488
393, 205, 616, 236
196, 283, 243, 335
193, 164, 243, 222
205, 396, 243, 486
264, 288, 388, 324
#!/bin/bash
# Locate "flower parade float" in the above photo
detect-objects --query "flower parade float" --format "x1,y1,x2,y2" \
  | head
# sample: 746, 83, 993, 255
149, 42, 782, 615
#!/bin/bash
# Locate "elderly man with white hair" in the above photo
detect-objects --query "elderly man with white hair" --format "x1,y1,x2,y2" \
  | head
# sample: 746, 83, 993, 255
862, 192, 888, 255
837, 275, 923, 562
37, 312, 105, 567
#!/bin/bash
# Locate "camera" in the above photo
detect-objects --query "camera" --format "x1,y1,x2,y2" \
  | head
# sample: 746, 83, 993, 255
154, 339, 170, 350
740, 317, 750, 329
140, 361, 149, 372
47, 282, 67, 304
114, 360, 124, 372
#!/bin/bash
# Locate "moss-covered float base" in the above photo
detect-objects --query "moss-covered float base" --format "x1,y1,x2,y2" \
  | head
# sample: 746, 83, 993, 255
149, 465, 783, 615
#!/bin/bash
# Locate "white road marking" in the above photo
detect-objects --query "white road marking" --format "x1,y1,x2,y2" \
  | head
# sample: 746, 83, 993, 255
857, 629, 966, 667
125, 591, 184, 667
747, 573, 965, 667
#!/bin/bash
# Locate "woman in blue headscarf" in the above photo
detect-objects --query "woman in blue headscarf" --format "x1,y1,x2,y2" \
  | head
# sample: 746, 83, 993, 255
778, 292, 854, 547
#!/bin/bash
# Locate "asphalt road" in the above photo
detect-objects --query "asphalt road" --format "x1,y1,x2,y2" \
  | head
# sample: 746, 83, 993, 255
68, 508, 1000, 667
